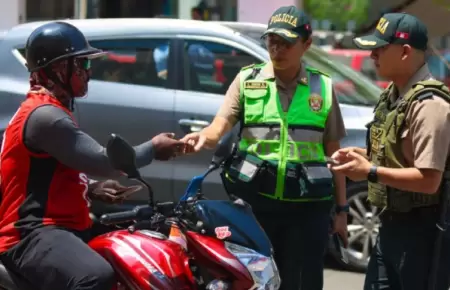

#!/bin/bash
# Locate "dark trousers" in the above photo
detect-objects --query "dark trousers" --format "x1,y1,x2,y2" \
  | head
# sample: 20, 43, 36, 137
253, 200, 332, 290
0, 226, 115, 290
364, 206, 450, 290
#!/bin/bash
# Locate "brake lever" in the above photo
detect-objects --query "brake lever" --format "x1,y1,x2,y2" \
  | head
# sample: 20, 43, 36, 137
128, 213, 166, 233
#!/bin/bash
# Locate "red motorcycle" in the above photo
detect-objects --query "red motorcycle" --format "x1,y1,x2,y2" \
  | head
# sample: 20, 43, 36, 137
0, 133, 280, 290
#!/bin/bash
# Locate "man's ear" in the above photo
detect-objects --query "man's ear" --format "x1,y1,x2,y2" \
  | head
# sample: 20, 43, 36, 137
402, 44, 412, 61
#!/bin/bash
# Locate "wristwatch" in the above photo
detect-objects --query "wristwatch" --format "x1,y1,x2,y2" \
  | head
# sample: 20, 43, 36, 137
367, 165, 378, 183
335, 204, 350, 214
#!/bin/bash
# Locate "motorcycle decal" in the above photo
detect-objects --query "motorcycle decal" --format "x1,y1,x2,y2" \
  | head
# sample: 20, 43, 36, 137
214, 226, 232, 240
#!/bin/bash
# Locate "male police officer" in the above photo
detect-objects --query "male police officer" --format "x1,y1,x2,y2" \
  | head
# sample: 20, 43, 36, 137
182, 6, 348, 290
330, 13, 450, 290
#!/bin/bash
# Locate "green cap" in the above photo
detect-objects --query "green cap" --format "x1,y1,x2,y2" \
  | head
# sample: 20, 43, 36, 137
262, 6, 312, 43
353, 13, 428, 51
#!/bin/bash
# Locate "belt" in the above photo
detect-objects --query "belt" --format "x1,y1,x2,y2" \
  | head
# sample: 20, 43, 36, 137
380, 205, 440, 223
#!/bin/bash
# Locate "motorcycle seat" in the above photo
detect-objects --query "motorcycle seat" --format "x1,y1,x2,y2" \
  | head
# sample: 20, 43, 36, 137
0, 261, 26, 290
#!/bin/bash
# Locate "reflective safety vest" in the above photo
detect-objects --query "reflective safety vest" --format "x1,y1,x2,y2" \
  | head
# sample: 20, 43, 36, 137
236, 62, 334, 201
367, 80, 450, 212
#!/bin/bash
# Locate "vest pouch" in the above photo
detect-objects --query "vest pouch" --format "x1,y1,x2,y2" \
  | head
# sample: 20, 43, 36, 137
243, 88, 268, 122
220, 153, 266, 198
368, 182, 388, 208
284, 162, 334, 200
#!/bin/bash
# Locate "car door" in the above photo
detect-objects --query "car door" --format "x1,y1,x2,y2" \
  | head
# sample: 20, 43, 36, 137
76, 37, 178, 204
172, 35, 262, 200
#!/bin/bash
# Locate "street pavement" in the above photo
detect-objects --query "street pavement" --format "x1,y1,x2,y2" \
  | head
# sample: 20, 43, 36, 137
323, 258, 365, 290
324, 268, 365, 290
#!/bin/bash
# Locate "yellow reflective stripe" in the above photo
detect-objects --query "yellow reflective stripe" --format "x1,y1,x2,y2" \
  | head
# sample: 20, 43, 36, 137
239, 139, 325, 162
286, 142, 325, 162
320, 72, 333, 110
241, 127, 323, 143
241, 127, 281, 141
288, 129, 322, 143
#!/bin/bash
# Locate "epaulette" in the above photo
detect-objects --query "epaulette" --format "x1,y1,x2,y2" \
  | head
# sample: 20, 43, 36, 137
305, 66, 330, 78
241, 63, 256, 71
416, 91, 434, 101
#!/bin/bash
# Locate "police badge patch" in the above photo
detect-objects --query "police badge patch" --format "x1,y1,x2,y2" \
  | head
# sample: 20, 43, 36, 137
308, 94, 323, 112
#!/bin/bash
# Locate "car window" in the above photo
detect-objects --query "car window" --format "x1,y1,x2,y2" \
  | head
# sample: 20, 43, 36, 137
181, 40, 260, 95
329, 54, 353, 67
305, 47, 381, 106
89, 39, 170, 88
360, 56, 380, 81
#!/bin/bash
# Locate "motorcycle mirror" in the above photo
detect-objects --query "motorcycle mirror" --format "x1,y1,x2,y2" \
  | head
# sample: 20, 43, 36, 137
211, 132, 234, 165
106, 134, 140, 179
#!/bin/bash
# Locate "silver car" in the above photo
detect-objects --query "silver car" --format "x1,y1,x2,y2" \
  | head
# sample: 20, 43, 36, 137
0, 18, 381, 271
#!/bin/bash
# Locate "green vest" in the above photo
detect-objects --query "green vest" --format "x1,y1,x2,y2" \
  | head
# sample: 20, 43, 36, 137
235, 62, 334, 201
368, 79, 450, 212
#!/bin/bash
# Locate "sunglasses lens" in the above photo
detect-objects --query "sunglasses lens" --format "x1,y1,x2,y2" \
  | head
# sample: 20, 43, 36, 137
83, 59, 91, 70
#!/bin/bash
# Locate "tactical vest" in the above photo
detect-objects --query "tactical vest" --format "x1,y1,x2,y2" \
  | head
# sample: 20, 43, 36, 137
226, 62, 334, 201
367, 80, 450, 212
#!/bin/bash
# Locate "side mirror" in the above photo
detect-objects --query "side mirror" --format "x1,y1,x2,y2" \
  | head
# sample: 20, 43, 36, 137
211, 132, 234, 165
106, 134, 140, 178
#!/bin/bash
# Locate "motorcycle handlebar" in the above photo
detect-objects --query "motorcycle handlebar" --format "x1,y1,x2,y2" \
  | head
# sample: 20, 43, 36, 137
99, 205, 153, 225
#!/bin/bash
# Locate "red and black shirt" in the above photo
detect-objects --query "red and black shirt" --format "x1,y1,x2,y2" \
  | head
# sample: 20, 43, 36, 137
0, 90, 91, 252
0, 87, 155, 253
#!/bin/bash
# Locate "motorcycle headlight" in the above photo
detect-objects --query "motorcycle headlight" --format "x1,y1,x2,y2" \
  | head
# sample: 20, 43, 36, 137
225, 242, 281, 290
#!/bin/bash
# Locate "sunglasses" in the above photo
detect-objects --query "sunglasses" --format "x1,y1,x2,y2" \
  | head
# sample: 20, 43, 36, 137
76, 58, 91, 70
263, 35, 296, 49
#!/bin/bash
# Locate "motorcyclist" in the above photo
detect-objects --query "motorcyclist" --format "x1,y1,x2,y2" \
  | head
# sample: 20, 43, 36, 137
0, 21, 187, 290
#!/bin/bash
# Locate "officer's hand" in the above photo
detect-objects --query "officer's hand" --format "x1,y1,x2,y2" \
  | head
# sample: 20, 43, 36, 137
180, 132, 207, 153
151, 133, 186, 160
333, 212, 348, 248
330, 147, 356, 165
330, 147, 368, 166
330, 151, 372, 181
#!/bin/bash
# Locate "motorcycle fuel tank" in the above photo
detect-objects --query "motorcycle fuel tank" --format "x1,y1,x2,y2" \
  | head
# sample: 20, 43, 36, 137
192, 200, 272, 257
89, 229, 195, 290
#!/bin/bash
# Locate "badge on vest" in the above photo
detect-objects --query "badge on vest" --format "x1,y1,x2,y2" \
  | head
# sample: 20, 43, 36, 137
309, 94, 323, 112
244, 81, 268, 89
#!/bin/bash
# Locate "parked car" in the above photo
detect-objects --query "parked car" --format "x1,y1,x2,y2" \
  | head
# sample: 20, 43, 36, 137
0, 18, 381, 272
327, 49, 390, 89
427, 51, 450, 88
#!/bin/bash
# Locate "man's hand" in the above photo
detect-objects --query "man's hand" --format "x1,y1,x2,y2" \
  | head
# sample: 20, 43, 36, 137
332, 212, 348, 248
89, 180, 130, 204
330, 147, 368, 165
151, 133, 190, 160
180, 132, 208, 153
329, 151, 372, 181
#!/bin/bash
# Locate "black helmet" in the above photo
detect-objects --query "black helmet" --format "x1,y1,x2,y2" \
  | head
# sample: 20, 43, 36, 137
25, 21, 105, 72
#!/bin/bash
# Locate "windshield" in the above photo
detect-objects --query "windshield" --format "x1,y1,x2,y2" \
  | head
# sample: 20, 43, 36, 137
229, 25, 382, 107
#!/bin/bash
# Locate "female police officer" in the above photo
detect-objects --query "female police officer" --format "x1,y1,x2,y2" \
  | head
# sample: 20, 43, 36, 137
181, 6, 348, 290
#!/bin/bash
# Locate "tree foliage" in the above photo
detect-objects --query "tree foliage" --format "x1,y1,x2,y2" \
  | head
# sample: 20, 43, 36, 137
304, 0, 370, 29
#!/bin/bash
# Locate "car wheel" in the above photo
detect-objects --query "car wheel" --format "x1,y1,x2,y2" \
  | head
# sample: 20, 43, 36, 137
329, 182, 381, 272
